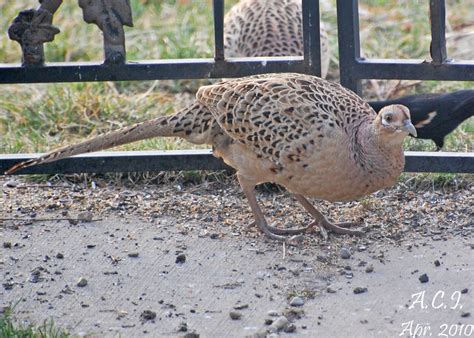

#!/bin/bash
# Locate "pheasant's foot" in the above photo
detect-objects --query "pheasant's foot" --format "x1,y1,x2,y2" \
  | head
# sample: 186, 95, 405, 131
254, 221, 288, 241
319, 219, 364, 236
266, 223, 312, 236
294, 194, 364, 236
248, 221, 312, 236
335, 221, 360, 228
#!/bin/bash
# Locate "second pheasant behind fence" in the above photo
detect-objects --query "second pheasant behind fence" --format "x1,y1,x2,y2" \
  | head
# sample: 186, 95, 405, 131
6, 73, 416, 241
224, 0, 331, 78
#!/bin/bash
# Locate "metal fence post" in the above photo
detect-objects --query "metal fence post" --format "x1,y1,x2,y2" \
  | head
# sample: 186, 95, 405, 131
336, 0, 361, 94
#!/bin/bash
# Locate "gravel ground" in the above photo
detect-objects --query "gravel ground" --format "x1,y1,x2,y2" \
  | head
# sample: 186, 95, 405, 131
0, 175, 473, 337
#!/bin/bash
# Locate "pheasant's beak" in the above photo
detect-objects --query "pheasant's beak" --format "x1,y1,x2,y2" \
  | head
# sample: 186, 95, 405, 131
401, 119, 417, 137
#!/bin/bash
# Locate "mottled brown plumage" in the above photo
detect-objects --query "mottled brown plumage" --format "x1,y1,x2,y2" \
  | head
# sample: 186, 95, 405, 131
6, 73, 416, 241
225, 0, 330, 78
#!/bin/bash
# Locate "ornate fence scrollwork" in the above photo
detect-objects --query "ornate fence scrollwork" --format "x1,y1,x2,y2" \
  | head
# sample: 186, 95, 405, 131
78, 0, 133, 64
8, 0, 133, 66
8, 0, 62, 66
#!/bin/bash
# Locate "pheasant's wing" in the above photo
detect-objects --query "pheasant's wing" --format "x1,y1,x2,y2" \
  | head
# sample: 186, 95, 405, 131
197, 73, 374, 168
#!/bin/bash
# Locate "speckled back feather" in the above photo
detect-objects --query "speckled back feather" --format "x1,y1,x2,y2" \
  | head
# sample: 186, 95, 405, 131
197, 73, 374, 169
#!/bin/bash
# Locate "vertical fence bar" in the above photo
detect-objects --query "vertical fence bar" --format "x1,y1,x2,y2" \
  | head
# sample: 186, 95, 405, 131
429, 0, 447, 64
336, 0, 361, 94
302, 0, 321, 76
213, 0, 225, 61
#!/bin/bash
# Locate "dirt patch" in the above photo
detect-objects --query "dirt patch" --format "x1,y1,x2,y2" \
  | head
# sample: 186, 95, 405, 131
1, 176, 473, 337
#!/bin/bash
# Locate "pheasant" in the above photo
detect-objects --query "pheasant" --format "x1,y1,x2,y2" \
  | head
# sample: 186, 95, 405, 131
369, 90, 474, 149
224, 0, 331, 78
6, 73, 416, 241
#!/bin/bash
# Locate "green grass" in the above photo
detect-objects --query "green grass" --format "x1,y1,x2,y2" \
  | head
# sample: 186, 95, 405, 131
0, 307, 69, 338
0, 0, 472, 155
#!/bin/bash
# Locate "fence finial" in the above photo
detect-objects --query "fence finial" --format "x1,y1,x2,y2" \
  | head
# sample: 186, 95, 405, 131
8, 0, 62, 66
78, 0, 134, 64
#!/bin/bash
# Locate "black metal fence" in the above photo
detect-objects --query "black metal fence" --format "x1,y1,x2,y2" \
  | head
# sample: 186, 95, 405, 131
0, 0, 472, 174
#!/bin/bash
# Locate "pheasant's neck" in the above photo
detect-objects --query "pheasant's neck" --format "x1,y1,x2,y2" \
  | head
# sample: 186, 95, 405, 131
355, 122, 405, 188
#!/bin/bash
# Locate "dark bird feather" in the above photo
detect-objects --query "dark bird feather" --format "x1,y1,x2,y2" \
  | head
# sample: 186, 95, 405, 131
369, 90, 474, 149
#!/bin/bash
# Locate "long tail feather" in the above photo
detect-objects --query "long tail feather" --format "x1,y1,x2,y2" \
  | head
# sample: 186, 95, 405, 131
5, 115, 173, 175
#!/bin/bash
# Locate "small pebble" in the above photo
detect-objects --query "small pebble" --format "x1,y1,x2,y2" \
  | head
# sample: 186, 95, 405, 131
283, 323, 296, 333
461, 288, 469, 294
264, 318, 273, 325
140, 310, 156, 321
61, 285, 74, 294
326, 286, 337, 294
229, 311, 242, 320
3, 242, 12, 249
182, 333, 199, 338
128, 252, 139, 258
56, 253, 64, 259
340, 247, 351, 259
176, 253, 186, 264
365, 264, 374, 273
233, 303, 249, 310
3, 282, 14, 290
3, 180, 19, 188
267, 310, 279, 317
178, 321, 187, 332
461, 312, 470, 318
434, 260, 441, 267
30, 268, 43, 283
251, 331, 268, 338
270, 316, 289, 331
353, 287, 368, 294
77, 211, 93, 222
77, 277, 88, 287
419, 273, 429, 283
289, 296, 305, 307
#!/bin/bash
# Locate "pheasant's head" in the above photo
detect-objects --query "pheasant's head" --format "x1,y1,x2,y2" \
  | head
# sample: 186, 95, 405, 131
374, 104, 416, 145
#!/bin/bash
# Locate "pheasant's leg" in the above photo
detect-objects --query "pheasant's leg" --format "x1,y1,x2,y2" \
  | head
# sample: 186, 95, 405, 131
237, 175, 287, 241
294, 194, 364, 236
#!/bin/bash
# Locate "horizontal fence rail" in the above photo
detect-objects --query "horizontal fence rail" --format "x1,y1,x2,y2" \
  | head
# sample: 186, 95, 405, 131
0, 0, 472, 175
0, 57, 311, 84
1, 151, 473, 175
